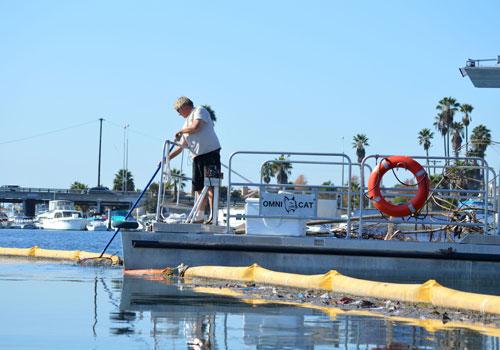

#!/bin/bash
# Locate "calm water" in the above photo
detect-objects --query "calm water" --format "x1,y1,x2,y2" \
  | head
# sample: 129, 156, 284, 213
1, 229, 500, 349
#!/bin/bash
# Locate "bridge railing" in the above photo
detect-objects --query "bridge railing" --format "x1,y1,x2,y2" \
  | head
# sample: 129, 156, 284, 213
0, 187, 139, 196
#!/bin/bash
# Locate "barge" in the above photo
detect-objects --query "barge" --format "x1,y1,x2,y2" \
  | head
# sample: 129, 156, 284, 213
122, 144, 500, 289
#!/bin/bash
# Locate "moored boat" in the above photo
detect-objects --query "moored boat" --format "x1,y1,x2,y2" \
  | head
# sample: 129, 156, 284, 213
36, 200, 87, 230
86, 219, 108, 231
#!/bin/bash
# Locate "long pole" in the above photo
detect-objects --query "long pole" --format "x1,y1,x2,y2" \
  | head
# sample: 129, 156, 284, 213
99, 144, 176, 258
97, 118, 104, 187
99, 162, 161, 258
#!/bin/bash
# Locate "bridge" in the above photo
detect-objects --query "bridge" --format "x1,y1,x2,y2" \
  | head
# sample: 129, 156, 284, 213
0, 187, 142, 216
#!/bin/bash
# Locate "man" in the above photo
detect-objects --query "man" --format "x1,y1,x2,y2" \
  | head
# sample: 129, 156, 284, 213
168, 96, 221, 223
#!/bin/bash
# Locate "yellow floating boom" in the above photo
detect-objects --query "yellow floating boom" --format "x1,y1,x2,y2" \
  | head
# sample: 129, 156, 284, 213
0, 246, 121, 265
182, 263, 500, 314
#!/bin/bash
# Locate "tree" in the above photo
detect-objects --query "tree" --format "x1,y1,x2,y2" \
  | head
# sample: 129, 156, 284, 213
450, 122, 464, 159
460, 103, 473, 153
70, 181, 88, 190
202, 105, 217, 122
350, 176, 361, 208
143, 182, 159, 213
261, 162, 274, 184
469, 124, 492, 158
418, 128, 434, 174
319, 180, 336, 200
169, 168, 186, 200
273, 154, 293, 184
113, 169, 135, 191
352, 134, 369, 164
436, 97, 460, 159
434, 114, 448, 158
230, 189, 242, 202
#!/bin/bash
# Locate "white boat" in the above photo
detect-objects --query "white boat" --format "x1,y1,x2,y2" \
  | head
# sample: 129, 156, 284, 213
218, 206, 245, 230
37, 209, 87, 230
86, 219, 108, 231
36, 200, 87, 230
0, 211, 10, 228
9, 216, 38, 229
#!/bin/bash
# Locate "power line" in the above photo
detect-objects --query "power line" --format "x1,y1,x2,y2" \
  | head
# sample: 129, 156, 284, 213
0, 119, 98, 145
105, 118, 163, 142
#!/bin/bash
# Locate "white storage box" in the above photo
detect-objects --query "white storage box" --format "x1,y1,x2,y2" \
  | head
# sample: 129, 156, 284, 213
245, 198, 306, 236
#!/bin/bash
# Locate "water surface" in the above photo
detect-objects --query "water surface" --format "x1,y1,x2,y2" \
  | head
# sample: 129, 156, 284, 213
0, 229, 499, 349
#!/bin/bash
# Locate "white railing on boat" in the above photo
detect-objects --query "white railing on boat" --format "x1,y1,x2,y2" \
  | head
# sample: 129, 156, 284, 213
359, 155, 498, 236
227, 151, 353, 237
157, 139, 499, 239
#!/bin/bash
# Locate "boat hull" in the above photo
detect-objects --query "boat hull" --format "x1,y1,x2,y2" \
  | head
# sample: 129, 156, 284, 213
86, 222, 108, 231
122, 228, 500, 293
41, 219, 87, 230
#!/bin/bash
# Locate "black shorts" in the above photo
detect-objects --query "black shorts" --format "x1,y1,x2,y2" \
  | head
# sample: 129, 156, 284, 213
192, 148, 221, 192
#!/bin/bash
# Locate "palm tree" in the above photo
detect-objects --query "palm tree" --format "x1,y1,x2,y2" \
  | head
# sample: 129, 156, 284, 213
450, 122, 464, 159
433, 114, 448, 158
70, 181, 88, 190
202, 105, 217, 122
460, 103, 473, 153
143, 182, 159, 213
170, 168, 186, 200
469, 124, 492, 158
352, 134, 369, 163
418, 128, 434, 173
273, 154, 293, 184
436, 97, 460, 159
113, 169, 135, 191
261, 162, 274, 184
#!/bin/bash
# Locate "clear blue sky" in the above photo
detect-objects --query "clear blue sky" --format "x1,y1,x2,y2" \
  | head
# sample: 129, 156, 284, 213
1, 1, 499, 189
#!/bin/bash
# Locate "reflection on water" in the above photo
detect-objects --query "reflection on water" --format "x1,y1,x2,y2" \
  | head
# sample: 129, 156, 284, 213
119, 276, 500, 349
0, 259, 499, 349
1, 227, 500, 349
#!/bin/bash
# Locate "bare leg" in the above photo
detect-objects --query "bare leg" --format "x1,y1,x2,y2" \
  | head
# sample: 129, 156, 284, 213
207, 187, 214, 221
194, 190, 205, 221
197, 188, 213, 219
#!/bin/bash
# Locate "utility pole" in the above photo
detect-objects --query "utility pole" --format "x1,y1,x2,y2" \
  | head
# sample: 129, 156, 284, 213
122, 124, 129, 192
341, 136, 345, 187
97, 118, 104, 187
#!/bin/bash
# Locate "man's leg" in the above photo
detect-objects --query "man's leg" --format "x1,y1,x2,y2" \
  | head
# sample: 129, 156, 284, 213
197, 190, 208, 216
194, 190, 207, 222
206, 187, 214, 222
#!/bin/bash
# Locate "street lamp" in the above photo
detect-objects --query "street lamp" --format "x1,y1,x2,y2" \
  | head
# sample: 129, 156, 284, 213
122, 124, 130, 192
97, 118, 104, 187
341, 136, 345, 187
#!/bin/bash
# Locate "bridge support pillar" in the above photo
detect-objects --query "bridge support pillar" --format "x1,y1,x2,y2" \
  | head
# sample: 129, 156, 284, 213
23, 199, 36, 217
96, 201, 102, 214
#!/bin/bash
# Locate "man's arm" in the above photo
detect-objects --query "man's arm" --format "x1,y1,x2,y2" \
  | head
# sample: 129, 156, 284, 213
175, 119, 203, 139
168, 146, 183, 160
168, 139, 188, 160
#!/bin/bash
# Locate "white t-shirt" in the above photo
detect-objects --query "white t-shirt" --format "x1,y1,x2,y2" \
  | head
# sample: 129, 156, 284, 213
181, 106, 221, 158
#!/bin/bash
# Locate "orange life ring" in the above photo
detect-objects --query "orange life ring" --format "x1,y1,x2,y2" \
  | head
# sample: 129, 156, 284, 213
367, 156, 430, 217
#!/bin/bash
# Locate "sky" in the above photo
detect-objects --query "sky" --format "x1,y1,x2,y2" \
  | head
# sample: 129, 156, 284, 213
1, 0, 500, 191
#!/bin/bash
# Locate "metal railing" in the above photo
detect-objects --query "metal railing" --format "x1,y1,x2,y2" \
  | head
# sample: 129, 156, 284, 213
0, 187, 137, 195
156, 143, 499, 239
358, 155, 497, 236
227, 151, 353, 236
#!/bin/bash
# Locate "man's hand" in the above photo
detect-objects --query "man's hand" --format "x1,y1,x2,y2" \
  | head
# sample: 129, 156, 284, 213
174, 130, 183, 141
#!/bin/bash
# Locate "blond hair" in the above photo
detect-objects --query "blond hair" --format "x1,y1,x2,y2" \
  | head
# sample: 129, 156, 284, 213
173, 96, 194, 111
